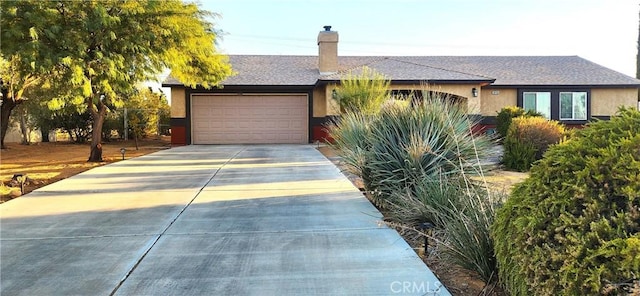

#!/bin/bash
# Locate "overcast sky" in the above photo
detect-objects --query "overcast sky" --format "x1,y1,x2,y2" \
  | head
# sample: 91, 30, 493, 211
200, 0, 639, 77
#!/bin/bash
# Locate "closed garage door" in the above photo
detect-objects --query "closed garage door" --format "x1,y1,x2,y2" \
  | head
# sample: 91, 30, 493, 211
191, 94, 308, 144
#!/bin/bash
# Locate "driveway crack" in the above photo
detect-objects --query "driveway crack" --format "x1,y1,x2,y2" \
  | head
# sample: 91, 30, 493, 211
108, 146, 247, 296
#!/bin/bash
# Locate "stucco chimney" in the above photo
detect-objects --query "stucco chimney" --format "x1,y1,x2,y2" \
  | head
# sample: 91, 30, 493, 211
317, 26, 338, 75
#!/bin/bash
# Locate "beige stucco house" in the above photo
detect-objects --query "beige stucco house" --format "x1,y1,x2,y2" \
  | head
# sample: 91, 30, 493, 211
164, 26, 640, 145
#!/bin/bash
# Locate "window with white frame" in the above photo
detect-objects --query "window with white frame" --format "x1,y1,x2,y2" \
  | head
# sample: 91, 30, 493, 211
560, 92, 587, 120
523, 92, 551, 119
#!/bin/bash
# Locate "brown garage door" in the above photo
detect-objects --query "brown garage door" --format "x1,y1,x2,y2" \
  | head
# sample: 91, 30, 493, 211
191, 94, 308, 144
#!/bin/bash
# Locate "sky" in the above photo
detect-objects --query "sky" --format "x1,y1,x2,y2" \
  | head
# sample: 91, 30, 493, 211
197, 0, 639, 77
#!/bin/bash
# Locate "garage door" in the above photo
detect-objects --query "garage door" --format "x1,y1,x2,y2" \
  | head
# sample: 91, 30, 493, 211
191, 94, 308, 144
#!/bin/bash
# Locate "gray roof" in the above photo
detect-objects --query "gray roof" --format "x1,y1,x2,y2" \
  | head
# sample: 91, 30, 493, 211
162, 55, 640, 87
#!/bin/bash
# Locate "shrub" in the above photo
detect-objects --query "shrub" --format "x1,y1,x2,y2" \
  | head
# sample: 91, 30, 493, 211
328, 94, 492, 207
495, 106, 542, 139
389, 176, 504, 283
492, 107, 640, 295
333, 66, 390, 115
502, 116, 565, 171
364, 95, 491, 205
326, 112, 374, 189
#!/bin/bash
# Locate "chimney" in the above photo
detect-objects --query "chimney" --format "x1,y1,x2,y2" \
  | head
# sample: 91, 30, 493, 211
317, 25, 338, 75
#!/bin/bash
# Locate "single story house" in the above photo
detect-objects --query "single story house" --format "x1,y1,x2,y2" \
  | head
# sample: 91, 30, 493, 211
163, 26, 640, 145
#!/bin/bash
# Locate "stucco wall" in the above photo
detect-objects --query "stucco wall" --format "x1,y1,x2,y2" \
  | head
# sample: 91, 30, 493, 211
591, 88, 638, 116
385, 84, 481, 113
314, 84, 340, 117
480, 89, 517, 116
313, 88, 326, 117
418, 84, 480, 113
313, 83, 482, 117
171, 87, 186, 118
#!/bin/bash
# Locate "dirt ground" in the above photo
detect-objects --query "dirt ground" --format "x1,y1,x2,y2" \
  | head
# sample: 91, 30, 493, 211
317, 145, 526, 296
0, 137, 171, 202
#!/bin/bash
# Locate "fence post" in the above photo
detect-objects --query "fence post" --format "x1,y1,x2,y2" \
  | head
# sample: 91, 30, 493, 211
124, 107, 128, 140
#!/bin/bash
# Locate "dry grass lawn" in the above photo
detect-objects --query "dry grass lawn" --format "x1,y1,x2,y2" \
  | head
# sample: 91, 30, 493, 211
0, 137, 170, 202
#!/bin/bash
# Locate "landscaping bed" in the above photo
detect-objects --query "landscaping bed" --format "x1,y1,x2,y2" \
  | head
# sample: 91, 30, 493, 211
317, 145, 527, 296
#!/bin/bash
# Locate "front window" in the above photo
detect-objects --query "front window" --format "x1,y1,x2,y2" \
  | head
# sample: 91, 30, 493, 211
560, 92, 587, 120
523, 92, 551, 119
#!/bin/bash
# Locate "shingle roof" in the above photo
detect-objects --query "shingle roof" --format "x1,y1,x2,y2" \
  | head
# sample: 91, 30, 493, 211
162, 55, 640, 87
320, 57, 494, 82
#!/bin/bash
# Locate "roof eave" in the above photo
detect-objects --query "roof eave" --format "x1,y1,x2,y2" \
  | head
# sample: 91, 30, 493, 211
317, 79, 496, 85
486, 83, 640, 88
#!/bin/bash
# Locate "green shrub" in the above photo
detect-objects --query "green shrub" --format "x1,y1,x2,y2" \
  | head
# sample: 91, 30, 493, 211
492, 107, 640, 295
496, 106, 542, 139
502, 116, 565, 171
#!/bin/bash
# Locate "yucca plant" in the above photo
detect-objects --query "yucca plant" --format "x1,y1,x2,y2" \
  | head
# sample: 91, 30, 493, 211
325, 112, 374, 190
365, 94, 491, 204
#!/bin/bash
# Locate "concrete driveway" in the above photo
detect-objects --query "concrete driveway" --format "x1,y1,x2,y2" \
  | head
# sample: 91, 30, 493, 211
1, 145, 449, 295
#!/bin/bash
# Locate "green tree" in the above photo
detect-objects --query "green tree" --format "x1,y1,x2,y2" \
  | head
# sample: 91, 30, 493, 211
125, 87, 170, 138
637, 7, 640, 103
0, 56, 41, 148
1, 0, 233, 161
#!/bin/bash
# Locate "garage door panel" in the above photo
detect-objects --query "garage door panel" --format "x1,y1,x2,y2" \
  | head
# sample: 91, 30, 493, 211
191, 94, 308, 144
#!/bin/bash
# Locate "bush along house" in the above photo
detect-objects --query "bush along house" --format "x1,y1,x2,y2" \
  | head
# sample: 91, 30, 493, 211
164, 26, 640, 145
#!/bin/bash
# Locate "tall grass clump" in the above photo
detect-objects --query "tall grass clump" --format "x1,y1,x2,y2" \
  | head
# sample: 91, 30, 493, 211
388, 164, 505, 286
333, 66, 390, 115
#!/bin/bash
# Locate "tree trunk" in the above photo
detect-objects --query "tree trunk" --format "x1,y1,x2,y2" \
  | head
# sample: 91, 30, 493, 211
0, 98, 17, 149
41, 129, 50, 142
637, 7, 640, 102
67, 130, 74, 142
133, 127, 139, 150
87, 100, 107, 162
19, 107, 30, 145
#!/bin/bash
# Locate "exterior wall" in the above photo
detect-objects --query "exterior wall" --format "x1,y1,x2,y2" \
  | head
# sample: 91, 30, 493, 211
313, 84, 340, 117
170, 86, 187, 146
388, 84, 482, 113
312, 83, 483, 117
480, 88, 517, 116
3, 124, 43, 143
171, 87, 186, 118
591, 88, 638, 116
312, 88, 327, 117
